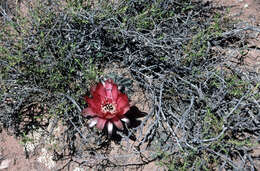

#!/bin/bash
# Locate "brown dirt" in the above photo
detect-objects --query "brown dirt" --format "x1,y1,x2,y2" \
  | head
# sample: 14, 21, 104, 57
208, 0, 260, 72
0, 130, 50, 171
1, 0, 260, 170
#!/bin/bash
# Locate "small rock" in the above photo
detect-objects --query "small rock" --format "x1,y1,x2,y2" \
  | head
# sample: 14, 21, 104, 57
0, 159, 11, 169
73, 167, 85, 171
37, 148, 56, 169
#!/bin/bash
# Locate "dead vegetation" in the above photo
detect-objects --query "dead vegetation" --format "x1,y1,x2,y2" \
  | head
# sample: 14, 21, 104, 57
1, 0, 260, 170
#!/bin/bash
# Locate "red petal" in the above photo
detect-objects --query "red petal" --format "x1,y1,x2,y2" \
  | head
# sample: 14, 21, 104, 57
116, 93, 130, 115
94, 82, 106, 98
104, 79, 114, 89
96, 118, 107, 130
112, 117, 123, 130
121, 106, 130, 115
104, 79, 114, 99
111, 83, 118, 102
104, 113, 113, 119
82, 107, 96, 117
84, 96, 90, 102
90, 85, 97, 96
86, 97, 98, 109
86, 97, 103, 116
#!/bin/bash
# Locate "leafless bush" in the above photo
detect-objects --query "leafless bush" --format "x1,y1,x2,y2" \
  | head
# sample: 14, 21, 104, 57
1, 0, 260, 170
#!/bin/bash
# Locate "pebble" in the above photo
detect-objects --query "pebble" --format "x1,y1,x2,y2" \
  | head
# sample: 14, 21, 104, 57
0, 159, 11, 169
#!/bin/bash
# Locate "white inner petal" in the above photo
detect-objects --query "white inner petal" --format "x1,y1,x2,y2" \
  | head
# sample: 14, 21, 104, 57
107, 122, 113, 134
89, 119, 97, 127
121, 117, 130, 124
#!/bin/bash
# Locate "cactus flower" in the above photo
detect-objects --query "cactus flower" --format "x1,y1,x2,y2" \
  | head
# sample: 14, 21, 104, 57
83, 79, 130, 134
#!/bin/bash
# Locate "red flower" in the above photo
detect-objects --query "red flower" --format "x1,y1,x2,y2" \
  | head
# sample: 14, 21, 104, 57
82, 79, 130, 134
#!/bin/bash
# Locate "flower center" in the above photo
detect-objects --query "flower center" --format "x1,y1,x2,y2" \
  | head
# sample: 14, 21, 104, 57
101, 103, 116, 114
